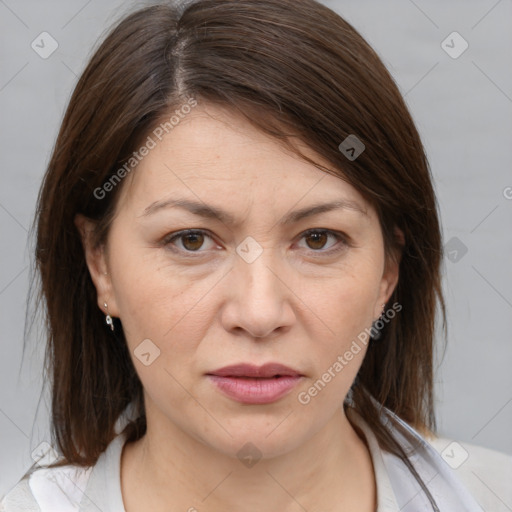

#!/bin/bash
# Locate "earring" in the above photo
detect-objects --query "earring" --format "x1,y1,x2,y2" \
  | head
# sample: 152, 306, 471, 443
104, 302, 114, 332
370, 303, 386, 341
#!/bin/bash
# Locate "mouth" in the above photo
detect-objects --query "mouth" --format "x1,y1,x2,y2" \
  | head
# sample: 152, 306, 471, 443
206, 363, 304, 404
207, 362, 302, 378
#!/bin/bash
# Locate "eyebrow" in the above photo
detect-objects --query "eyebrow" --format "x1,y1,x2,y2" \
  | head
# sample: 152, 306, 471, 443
140, 197, 368, 225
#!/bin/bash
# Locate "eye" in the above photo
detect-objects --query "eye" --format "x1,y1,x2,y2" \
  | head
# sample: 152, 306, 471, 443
162, 228, 348, 256
297, 229, 348, 253
164, 229, 218, 253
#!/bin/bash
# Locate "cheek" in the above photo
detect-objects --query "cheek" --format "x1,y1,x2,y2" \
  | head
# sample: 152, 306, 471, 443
112, 266, 216, 413
114, 269, 216, 351
294, 261, 381, 391
108, 240, 213, 362
300, 261, 381, 340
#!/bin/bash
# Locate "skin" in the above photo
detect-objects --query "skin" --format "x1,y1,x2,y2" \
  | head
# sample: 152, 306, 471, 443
76, 103, 402, 512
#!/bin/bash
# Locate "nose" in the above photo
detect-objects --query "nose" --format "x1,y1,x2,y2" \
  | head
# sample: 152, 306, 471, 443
220, 247, 295, 339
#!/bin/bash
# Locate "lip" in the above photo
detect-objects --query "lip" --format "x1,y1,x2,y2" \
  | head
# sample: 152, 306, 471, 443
206, 363, 304, 404
208, 363, 302, 378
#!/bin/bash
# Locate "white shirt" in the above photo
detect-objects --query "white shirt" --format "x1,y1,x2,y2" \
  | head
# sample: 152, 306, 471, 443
1, 406, 511, 511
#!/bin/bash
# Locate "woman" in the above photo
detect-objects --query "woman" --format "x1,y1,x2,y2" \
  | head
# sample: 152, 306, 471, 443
1, 0, 510, 511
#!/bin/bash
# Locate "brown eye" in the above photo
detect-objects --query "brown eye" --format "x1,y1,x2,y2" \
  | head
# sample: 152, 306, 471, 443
298, 229, 348, 254
305, 231, 329, 250
165, 229, 217, 253
181, 231, 205, 251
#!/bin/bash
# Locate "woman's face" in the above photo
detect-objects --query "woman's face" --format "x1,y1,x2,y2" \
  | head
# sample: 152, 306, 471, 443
80, 103, 399, 458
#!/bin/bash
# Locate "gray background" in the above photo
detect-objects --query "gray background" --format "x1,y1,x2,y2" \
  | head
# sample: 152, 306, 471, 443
1, 0, 511, 498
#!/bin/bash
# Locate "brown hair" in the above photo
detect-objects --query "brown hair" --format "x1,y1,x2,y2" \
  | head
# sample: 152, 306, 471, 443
31, 0, 445, 476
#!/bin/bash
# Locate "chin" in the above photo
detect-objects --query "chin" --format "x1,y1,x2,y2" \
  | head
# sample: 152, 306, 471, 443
192, 413, 313, 462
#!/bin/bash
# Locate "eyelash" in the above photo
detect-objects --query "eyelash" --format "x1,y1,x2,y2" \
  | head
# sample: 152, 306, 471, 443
162, 229, 349, 257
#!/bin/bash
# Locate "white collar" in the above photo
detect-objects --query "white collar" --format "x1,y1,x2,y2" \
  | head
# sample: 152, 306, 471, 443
348, 406, 484, 511
77, 405, 483, 512
347, 407, 401, 511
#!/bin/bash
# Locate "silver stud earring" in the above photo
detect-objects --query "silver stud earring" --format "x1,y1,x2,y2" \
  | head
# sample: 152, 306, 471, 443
104, 302, 114, 332
370, 303, 386, 341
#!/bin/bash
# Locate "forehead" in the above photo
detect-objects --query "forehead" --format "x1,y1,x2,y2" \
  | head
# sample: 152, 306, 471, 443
117, 104, 373, 220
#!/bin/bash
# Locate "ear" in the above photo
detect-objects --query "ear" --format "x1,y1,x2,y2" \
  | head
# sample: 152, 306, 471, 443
374, 226, 404, 319
74, 213, 119, 317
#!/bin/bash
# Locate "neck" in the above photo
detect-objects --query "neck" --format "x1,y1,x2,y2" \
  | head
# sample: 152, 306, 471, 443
121, 403, 376, 512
